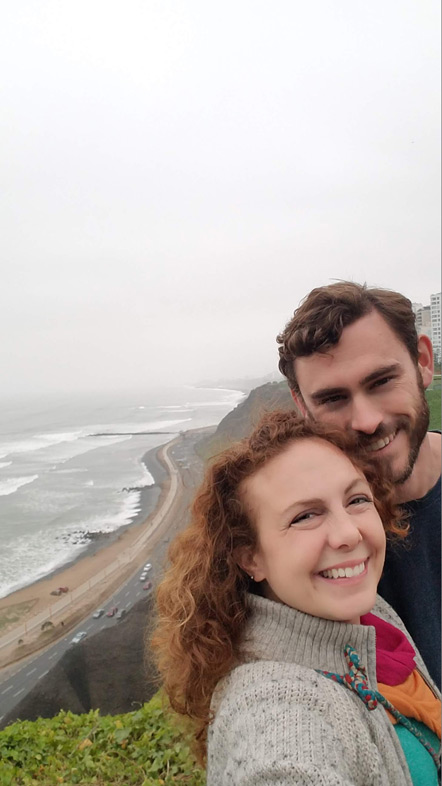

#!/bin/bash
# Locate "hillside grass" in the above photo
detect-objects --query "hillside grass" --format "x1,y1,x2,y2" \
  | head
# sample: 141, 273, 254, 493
0, 693, 205, 786
427, 378, 441, 431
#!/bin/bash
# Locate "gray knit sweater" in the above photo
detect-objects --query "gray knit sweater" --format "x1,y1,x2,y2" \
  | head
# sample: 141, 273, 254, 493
207, 594, 440, 785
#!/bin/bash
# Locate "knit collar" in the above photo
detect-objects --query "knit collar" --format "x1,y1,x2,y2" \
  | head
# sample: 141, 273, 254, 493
243, 594, 378, 687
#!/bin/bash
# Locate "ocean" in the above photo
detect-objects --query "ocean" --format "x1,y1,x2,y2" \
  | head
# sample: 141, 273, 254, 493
0, 386, 244, 599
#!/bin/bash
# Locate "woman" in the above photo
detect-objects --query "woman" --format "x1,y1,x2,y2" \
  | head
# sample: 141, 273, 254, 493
152, 411, 440, 785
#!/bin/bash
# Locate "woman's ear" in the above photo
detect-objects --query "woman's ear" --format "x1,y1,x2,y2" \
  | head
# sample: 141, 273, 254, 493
235, 547, 266, 582
417, 334, 434, 389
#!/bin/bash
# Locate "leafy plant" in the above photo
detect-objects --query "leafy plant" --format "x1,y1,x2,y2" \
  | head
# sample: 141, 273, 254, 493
0, 693, 205, 786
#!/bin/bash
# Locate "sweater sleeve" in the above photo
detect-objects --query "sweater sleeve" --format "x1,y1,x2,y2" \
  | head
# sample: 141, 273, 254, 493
207, 662, 390, 786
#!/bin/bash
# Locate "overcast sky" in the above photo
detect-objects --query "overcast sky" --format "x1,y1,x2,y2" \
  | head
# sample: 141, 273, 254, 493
1, 1, 440, 395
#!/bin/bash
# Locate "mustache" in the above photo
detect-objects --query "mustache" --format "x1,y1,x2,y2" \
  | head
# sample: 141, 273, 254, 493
355, 418, 409, 449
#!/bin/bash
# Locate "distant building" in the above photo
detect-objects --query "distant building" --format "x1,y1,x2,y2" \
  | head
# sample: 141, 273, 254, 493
430, 292, 441, 364
415, 305, 432, 341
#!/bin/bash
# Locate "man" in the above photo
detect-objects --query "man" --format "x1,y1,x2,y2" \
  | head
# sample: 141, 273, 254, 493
277, 281, 441, 688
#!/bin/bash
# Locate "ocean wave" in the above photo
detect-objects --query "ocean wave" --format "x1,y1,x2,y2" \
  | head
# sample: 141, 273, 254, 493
0, 475, 39, 497
0, 461, 12, 469
0, 431, 83, 459
0, 491, 145, 598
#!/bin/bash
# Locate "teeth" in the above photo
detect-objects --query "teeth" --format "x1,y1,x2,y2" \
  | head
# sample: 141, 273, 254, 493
366, 432, 395, 452
320, 561, 365, 579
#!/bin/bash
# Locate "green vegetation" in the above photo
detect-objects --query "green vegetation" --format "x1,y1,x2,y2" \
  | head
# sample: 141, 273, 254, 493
427, 380, 441, 431
0, 693, 205, 786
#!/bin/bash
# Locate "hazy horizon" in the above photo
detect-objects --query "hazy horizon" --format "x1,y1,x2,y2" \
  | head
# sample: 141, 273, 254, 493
1, 1, 440, 396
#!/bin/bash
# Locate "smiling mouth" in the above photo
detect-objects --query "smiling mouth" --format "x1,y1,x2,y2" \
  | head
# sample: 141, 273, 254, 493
365, 431, 396, 453
319, 560, 366, 579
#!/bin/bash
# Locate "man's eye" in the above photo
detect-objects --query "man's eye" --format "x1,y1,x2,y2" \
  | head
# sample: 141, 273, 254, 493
372, 376, 393, 389
318, 394, 346, 407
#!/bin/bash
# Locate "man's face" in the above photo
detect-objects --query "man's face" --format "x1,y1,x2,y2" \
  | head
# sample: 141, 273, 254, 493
294, 311, 430, 485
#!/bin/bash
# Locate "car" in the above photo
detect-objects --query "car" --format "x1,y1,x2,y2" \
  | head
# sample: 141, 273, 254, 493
71, 631, 87, 644
93, 608, 105, 618
116, 609, 126, 620
143, 581, 152, 591
106, 606, 118, 617
139, 573, 148, 581
144, 563, 152, 572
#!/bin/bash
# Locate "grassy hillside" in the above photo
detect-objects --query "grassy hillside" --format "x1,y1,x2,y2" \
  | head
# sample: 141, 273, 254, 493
0, 693, 204, 786
428, 376, 441, 431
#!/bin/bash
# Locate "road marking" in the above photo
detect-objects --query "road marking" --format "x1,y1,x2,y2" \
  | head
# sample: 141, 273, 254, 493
38, 670, 49, 680
1, 685, 13, 694
124, 590, 130, 597
13, 688, 25, 697
48, 651, 58, 660
26, 668, 37, 676
136, 590, 141, 597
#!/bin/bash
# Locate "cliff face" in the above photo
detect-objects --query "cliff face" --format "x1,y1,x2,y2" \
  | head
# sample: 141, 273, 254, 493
196, 381, 295, 459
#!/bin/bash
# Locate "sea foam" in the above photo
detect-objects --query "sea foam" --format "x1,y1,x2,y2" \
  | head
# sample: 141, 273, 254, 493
0, 475, 39, 497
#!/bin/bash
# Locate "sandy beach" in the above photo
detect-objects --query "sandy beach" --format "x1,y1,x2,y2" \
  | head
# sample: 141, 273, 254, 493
0, 427, 209, 668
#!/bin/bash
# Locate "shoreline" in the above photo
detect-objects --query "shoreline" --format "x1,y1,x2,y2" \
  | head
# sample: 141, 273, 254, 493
0, 426, 212, 654
0, 442, 168, 597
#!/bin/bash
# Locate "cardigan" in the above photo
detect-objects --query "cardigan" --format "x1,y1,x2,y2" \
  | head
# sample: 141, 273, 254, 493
207, 594, 440, 785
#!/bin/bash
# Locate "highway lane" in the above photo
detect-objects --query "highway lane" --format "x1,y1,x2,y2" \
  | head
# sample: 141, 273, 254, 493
0, 432, 206, 726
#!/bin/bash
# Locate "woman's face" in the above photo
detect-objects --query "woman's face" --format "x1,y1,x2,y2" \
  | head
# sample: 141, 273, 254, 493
240, 438, 386, 624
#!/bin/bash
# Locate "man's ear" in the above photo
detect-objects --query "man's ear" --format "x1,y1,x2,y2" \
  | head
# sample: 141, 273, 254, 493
290, 389, 307, 417
417, 335, 434, 389
235, 547, 266, 583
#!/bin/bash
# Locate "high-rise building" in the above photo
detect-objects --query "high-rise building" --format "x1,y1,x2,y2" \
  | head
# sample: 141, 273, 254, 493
415, 305, 432, 340
430, 292, 441, 364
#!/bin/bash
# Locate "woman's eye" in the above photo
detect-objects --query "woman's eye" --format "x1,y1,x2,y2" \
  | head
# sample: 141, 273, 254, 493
349, 495, 372, 506
290, 511, 316, 526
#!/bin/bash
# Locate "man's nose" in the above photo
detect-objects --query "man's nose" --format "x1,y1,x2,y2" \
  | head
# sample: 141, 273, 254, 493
349, 395, 383, 435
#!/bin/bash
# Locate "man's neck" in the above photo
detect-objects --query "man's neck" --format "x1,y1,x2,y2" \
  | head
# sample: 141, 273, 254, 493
394, 431, 441, 504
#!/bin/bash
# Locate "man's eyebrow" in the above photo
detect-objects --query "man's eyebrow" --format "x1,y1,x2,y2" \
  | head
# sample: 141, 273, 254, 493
309, 364, 401, 403
360, 363, 401, 386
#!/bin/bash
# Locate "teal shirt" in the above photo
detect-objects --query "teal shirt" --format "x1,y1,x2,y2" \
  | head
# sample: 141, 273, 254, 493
395, 721, 440, 786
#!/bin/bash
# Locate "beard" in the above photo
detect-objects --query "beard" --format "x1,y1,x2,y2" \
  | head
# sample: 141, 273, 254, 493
356, 377, 430, 486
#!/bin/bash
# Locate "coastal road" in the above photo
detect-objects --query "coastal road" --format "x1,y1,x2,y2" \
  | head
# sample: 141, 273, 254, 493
0, 430, 208, 725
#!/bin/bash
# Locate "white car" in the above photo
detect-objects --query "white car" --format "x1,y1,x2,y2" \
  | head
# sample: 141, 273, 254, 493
144, 563, 152, 571
140, 573, 148, 581
93, 608, 105, 618
71, 631, 88, 644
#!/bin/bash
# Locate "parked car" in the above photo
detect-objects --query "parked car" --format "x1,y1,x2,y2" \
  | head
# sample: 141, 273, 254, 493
71, 631, 87, 644
139, 573, 148, 581
116, 609, 126, 620
144, 563, 152, 571
106, 606, 118, 617
93, 608, 105, 618
143, 581, 152, 591
50, 586, 69, 596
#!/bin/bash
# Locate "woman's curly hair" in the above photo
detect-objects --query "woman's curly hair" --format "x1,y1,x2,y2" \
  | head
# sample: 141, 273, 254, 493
151, 410, 407, 763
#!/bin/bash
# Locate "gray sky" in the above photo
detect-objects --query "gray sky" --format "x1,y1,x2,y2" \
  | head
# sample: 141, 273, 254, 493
1, 1, 440, 395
